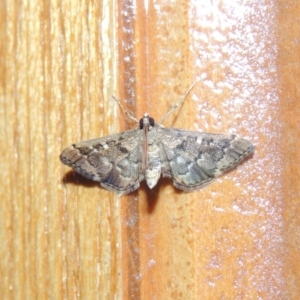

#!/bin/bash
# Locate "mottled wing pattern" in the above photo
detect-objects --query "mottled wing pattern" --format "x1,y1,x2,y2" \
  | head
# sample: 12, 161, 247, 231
60, 129, 144, 194
155, 127, 254, 191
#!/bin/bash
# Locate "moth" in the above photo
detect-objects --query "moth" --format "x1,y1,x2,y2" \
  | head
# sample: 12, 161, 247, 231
60, 87, 254, 194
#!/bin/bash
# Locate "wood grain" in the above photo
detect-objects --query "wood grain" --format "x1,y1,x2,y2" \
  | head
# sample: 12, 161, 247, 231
1, 0, 300, 299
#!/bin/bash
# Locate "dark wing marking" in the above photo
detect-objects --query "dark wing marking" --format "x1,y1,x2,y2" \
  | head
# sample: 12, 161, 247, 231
157, 127, 254, 191
60, 129, 144, 194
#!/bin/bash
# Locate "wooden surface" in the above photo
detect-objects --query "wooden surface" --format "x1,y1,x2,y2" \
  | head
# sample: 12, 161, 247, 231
1, 0, 300, 299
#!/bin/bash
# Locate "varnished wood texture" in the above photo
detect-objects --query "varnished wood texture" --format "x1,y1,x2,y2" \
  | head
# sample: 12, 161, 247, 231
0, 0, 299, 299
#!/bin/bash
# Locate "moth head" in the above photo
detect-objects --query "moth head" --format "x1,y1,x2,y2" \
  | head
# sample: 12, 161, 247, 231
139, 113, 155, 130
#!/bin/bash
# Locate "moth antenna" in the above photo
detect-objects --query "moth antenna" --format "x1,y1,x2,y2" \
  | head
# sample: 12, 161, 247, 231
113, 96, 139, 124
159, 80, 200, 125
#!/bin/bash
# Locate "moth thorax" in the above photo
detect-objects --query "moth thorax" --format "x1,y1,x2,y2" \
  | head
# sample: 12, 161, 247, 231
139, 113, 155, 129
